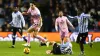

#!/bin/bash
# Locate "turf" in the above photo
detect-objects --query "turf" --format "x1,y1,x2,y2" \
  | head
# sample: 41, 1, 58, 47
0, 41, 100, 56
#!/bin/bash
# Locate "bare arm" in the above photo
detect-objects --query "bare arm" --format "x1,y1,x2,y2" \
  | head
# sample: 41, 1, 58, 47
66, 17, 75, 29
22, 12, 29, 15
38, 16, 43, 27
22, 5, 32, 15
55, 19, 58, 32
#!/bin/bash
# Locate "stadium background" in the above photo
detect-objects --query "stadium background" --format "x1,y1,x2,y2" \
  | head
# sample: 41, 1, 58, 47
0, 0, 100, 32
0, 0, 100, 56
0, 0, 99, 42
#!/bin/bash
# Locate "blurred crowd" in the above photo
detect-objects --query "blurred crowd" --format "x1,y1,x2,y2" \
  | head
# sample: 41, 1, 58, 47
0, 0, 100, 32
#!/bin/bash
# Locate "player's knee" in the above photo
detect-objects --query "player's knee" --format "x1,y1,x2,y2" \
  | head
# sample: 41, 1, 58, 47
33, 34, 37, 38
27, 28, 33, 33
27, 30, 31, 33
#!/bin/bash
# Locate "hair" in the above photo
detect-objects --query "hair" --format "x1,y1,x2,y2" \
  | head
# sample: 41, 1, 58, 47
84, 7, 90, 14
30, 1, 36, 5
59, 10, 63, 13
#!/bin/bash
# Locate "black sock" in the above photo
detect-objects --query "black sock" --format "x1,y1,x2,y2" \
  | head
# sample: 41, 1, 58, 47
80, 42, 84, 52
23, 36, 27, 42
12, 36, 16, 45
24, 39, 27, 42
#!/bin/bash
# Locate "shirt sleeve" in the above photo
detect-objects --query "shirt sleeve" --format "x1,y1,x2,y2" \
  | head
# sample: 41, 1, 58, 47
11, 13, 14, 24
19, 12, 25, 27
55, 18, 58, 25
55, 18, 58, 31
27, 8, 31, 14
36, 7, 41, 16
66, 17, 73, 27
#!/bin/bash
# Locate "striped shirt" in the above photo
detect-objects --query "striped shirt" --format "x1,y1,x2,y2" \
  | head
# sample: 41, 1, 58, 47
77, 13, 90, 33
60, 42, 72, 54
11, 11, 25, 28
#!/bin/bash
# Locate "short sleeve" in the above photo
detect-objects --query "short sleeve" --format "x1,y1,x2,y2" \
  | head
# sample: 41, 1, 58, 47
27, 8, 31, 14
36, 7, 41, 16
55, 18, 58, 24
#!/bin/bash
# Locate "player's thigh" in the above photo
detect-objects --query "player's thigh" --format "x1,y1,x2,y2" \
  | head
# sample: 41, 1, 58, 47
18, 28, 23, 36
76, 33, 82, 43
33, 28, 40, 37
33, 31, 38, 37
60, 31, 68, 39
81, 32, 88, 43
12, 27, 17, 36
27, 27, 34, 33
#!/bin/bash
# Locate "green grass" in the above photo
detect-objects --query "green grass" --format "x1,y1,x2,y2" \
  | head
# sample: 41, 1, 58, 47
0, 41, 100, 56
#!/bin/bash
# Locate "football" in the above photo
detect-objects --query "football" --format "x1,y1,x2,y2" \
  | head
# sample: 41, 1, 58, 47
24, 47, 30, 54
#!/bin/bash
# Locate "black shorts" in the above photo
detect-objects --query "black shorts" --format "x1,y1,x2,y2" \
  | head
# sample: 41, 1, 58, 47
76, 32, 88, 43
12, 27, 23, 36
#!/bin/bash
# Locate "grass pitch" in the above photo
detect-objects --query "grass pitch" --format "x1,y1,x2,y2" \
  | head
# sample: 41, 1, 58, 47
0, 41, 100, 56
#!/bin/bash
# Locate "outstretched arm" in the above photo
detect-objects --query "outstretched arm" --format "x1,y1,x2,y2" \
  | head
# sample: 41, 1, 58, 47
66, 17, 75, 29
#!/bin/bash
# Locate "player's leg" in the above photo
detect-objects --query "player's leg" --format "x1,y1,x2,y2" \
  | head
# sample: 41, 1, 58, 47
33, 30, 49, 46
79, 32, 88, 55
60, 37, 64, 45
60, 31, 65, 45
11, 27, 17, 48
33, 27, 47, 42
76, 33, 84, 55
88, 34, 93, 48
33, 27, 50, 47
18, 28, 27, 42
76, 33, 81, 43
22, 27, 34, 47
27, 27, 34, 46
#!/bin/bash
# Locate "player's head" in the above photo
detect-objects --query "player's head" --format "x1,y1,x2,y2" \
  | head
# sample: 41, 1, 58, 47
77, 8, 83, 15
13, 6, 19, 12
83, 7, 90, 14
58, 10, 63, 17
30, 2, 36, 10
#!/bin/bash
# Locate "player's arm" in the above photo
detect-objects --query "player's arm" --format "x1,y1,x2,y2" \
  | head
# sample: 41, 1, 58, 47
22, 3, 32, 15
87, 14, 92, 21
37, 8, 42, 27
9, 13, 14, 25
38, 16, 43, 27
22, 9, 30, 15
55, 19, 58, 32
66, 17, 75, 29
19, 12, 25, 27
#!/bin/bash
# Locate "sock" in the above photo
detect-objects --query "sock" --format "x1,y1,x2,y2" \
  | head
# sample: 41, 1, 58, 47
27, 33, 30, 45
88, 34, 92, 43
36, 35, 47, 42
80, 42, 84, 52
23, 36, 27, 42
12, 35, 16, 45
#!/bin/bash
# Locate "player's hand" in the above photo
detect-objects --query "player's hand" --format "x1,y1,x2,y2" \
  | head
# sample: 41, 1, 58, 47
22, 12, 26, 15
46, 50, 52, 54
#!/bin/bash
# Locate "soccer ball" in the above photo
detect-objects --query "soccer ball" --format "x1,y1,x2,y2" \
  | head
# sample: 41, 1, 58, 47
24, 47, 30, 54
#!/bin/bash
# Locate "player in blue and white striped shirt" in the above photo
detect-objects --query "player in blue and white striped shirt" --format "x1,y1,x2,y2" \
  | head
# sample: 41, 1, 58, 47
76, 9, 91, 55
